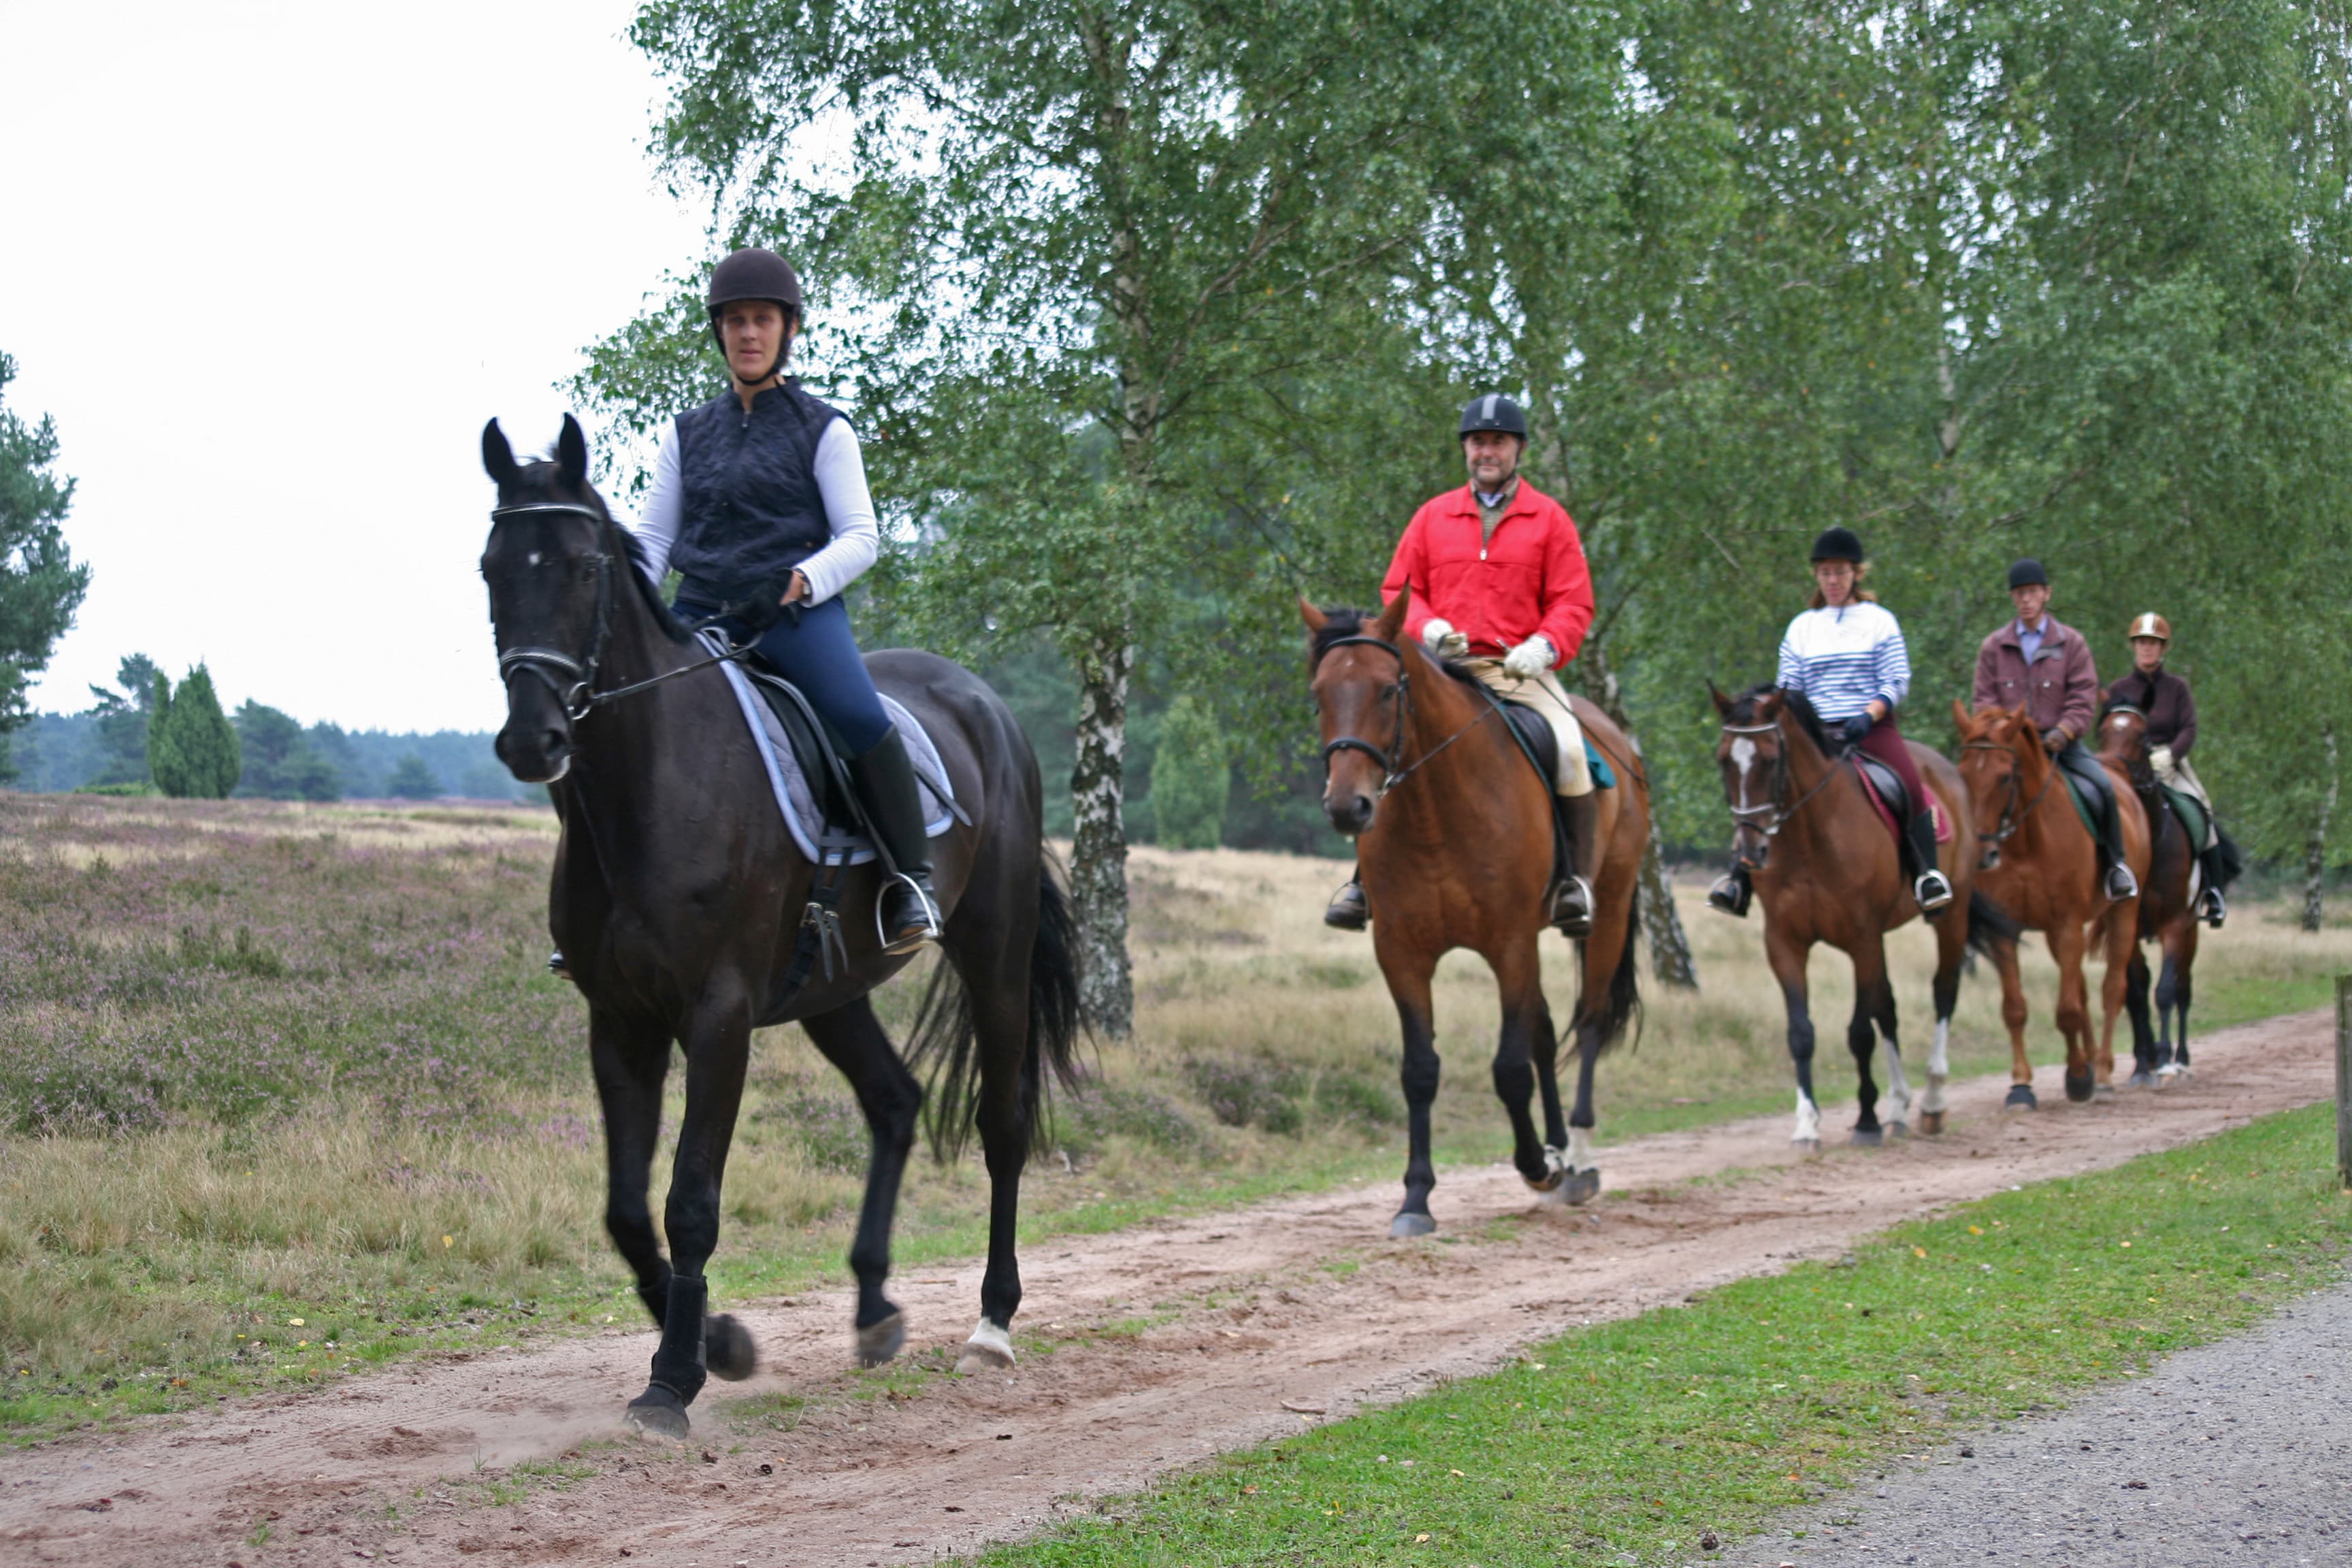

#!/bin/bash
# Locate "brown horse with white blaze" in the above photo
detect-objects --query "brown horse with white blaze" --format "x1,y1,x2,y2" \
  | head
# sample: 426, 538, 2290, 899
1711, 686, 1999, 1146
1302, 589, 1648, 1237
1953, 703, 2150, 1107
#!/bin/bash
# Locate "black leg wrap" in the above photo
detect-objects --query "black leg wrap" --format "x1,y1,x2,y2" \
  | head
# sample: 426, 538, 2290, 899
647, 1273, 709, 1406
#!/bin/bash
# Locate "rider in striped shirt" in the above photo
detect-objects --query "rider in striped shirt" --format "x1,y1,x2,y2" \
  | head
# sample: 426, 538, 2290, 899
1709, 527, 1955, 917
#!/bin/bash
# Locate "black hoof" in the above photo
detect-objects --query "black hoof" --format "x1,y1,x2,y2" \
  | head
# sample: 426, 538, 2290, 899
2004, 1083, 2038, 1111
1563, 1167, 1601, 1206
2064, 1071, 2095, 1103
1390, 1210, 1437, 1239
704, 1312, 757, 1382
855, 1310, 906, 1369
1850, 1126, 1884, 1147
623, 1382, 690, 1438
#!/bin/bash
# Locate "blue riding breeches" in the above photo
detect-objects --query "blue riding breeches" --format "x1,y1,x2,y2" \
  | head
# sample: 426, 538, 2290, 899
674, 595, 892, 756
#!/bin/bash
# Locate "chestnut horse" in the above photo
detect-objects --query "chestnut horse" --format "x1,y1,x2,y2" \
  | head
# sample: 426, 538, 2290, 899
1953, 704, 2150, 1107
2098, 704, 2240, 1085
1303, 591, 1648, 1237
1710, 687, 2002, 1145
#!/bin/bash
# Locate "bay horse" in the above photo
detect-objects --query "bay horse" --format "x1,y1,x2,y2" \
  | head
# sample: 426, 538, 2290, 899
1708, 687, 2004, 1145
2098, 704, 2240, 1086
481, 416, 1080, 1437
1952, 703, 2149, 1108
1301, 590, 1647, 1237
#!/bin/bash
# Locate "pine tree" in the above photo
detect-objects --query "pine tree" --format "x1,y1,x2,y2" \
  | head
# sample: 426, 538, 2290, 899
386, 754, 440, 800
149, 664, 240, 798
0, 353, 92, 771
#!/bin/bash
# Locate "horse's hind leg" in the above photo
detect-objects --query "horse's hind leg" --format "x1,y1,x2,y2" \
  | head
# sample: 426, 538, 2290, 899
1489, 934, 1554, 1192
2124, 949, 2158, 1087
1872, 967, 1911, 1138
626, 986, 755, 1438
1845, 935, 1891, 1145
1530, 998, 1569, 1156
803, 996, 923, 1369
959, 932, 1040, 1375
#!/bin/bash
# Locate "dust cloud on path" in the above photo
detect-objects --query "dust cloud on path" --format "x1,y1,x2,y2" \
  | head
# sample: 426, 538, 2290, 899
1, 1008, 2332, 1567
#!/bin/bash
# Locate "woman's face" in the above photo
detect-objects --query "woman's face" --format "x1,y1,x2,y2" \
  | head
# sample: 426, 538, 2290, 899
721, 300, 791, 384
2132, 635, 2167, 673
1813, 559, 1857, 607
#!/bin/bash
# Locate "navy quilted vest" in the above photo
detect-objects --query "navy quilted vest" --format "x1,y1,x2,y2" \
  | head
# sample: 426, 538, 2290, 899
668, 380, 840, 605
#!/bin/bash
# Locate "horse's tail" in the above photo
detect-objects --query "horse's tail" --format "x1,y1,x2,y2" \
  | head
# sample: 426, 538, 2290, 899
1589, 877, 1644, 1056
908, 855, 1087, 1161
1966, 888, 2020, 958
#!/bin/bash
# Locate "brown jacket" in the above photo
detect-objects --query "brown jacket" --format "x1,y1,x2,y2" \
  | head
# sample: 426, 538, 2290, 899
2106, 666, 2197, 757
1973, 615, 2100, 742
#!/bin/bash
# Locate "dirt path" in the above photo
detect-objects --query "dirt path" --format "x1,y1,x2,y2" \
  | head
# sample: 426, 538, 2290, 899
1, 1008, 2332, 1568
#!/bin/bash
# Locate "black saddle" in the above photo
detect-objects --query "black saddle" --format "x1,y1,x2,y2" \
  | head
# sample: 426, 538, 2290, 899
737, 655, 863, 837
1503, 704, 1558, 787
1851, 749, 1912, 822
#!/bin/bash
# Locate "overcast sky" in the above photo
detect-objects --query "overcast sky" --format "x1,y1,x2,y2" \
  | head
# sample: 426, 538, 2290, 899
0, 1, 711, 732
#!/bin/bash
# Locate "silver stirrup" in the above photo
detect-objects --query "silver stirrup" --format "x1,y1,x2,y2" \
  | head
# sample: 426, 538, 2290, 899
877, 871, 943, 953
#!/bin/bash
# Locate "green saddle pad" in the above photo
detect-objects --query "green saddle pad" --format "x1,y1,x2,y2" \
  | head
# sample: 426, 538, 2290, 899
2161, 784, 2208, 848
2061, 770, 2102, 843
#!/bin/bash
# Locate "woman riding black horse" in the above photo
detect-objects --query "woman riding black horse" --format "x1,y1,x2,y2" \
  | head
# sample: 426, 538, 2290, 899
628, 247, 937, 951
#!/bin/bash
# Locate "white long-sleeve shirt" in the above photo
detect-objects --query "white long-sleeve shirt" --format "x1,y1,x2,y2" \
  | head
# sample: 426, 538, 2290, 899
626, 416, 880, 607
1775, 600, 1911, 721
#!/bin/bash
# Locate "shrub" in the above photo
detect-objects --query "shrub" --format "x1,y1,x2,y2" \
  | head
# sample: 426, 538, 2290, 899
1149, 696, 1230, 850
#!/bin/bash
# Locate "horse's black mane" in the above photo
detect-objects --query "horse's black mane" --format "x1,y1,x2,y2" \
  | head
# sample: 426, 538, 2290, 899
1308, 606, 1480, 687
509, 455, 691, 645
1729, 683, 1835, 754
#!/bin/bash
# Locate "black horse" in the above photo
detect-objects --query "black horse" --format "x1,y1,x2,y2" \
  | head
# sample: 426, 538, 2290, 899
481, 416, 1080, 1437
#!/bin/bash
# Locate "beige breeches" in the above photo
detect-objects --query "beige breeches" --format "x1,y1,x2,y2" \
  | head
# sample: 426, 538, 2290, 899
1468, 661, 1595, 796
2155, 752, 2219, 849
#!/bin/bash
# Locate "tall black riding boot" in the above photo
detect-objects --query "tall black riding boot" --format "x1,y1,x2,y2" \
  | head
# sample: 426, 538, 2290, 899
1550, 791, 1599, 938
2197, 845, 2229, 927
847, 731, 942, 956
2095, 775, 2139, 902
1906, 809, 1955, 913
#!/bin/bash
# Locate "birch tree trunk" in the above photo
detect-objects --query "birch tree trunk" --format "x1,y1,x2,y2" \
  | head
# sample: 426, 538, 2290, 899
1577, 642, 1698, 989
2304, 724, 2337, 933
1071, 631, 1134, 1035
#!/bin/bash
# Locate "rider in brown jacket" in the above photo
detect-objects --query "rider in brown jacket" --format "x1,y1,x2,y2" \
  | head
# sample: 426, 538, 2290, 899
1972, 559, 2138, 902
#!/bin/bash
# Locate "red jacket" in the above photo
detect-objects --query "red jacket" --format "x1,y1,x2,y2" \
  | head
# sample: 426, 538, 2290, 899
1379, 480, 1595, 667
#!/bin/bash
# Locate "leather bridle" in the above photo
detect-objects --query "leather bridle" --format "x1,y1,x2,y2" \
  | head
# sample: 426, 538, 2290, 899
487, 502, 749, 721
1961, 732, 2056, 866
1313, 635, 1494, 796
1718, 715, 1848, 865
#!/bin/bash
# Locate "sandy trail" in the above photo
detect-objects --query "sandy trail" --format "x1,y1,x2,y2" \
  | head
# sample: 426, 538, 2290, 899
1, 1008, 2331, 1567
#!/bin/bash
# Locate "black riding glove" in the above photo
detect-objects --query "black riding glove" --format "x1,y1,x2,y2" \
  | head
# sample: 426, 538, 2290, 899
2040, 727, 2068, 753
1840, 713, 1873, 745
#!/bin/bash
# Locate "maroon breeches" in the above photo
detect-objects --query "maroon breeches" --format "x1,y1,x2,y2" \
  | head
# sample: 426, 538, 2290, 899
1855, 717, 1930, 817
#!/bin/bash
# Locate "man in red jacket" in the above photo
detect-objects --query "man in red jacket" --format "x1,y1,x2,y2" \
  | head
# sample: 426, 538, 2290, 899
1324, 393, 1600, 935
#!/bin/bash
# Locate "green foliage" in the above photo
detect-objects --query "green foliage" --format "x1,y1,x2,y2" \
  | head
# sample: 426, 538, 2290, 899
147, 664, 241, 800
80, 654, 157, 789
385, 754, 440, 800
0, 355, 90, 761
233, 702, 340, 801
1147, 696, 1228, 849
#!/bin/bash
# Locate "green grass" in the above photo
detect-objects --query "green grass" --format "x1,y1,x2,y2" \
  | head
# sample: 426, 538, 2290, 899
970, 1102, 2352, 1567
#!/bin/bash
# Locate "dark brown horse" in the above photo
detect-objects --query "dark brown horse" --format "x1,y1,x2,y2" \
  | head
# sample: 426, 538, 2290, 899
1301, 590, 1648, 1237
2098, 704, 2240, 1086
1710, 687, 1999, 1145
1953, 704, 2149, 1108
482, 417, 1080, 1437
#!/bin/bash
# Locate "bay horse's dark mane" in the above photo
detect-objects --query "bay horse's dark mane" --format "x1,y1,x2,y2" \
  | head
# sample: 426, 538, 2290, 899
1307, 606, 1481, 686
1729, 683, 1834, 755
508, 453, 692, 646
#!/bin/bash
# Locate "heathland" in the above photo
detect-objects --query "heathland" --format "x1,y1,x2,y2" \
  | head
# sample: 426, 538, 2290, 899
1, 794, 2346, 1441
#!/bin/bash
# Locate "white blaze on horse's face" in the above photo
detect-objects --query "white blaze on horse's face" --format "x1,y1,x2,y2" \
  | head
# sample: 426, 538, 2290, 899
1729, 737, 1759, 808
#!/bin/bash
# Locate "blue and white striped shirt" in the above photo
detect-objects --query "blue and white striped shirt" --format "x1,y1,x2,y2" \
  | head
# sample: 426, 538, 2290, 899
1776, 601, 1911, 721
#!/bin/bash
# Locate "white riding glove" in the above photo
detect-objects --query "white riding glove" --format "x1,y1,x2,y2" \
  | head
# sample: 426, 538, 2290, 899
2150, 743, 2175, 774
1420, 619, 1470, 659
1502, 635, 1556, 681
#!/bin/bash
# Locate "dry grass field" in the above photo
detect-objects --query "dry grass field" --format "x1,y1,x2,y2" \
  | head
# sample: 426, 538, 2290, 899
0, 794, 2342, 1439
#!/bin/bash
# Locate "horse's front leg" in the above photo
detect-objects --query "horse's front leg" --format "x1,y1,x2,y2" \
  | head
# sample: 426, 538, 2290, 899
1765, 925, 1823, 1152
803, 997, 922, 1369
1989, 933, 2036, 1110
1846, 934, 1892, 1145
2047, 923, 2096, 1104
1376, 936, 1443, 1239
591, 1005, 673, 1326
2093, 908, 2136, 1099
1488, 934, 1553, 1192
625, 983, 755, 1438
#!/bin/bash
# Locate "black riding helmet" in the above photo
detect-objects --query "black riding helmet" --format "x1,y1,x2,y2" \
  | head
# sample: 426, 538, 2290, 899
1810, 525, 1865, 564
706, 248, 804, 378
1459, 393, 1529, 440
2007, 557, 2048, 589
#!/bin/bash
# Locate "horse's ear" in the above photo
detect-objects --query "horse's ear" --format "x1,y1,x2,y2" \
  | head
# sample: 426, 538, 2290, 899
1299, 597, 1329, 633
1755, 689, 1782, 718
1373, 584, 1409, 643
557, 414, 590, 488
482, 419, 519, 488
1708, 681, 1732, 715
1951, 698, 1973, 733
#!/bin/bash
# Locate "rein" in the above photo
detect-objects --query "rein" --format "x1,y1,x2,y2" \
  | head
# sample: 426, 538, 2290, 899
1718, 716, 1850, 859
489, 502, 750, 720
1962, 734, 2057, 853
1315, 635, 1497, 796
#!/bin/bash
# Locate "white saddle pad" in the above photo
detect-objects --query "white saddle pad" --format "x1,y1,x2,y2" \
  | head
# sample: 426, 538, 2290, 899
704, 633, 956, 866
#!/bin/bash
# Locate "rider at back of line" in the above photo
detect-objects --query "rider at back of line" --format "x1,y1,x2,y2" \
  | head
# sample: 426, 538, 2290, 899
2107, 612, 2227, 926
1971, 557, 2138, 903
1324, 392, 1601, 937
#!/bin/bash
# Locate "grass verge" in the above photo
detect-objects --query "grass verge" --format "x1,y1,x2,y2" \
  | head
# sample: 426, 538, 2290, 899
970, 1100, 2352, 1567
